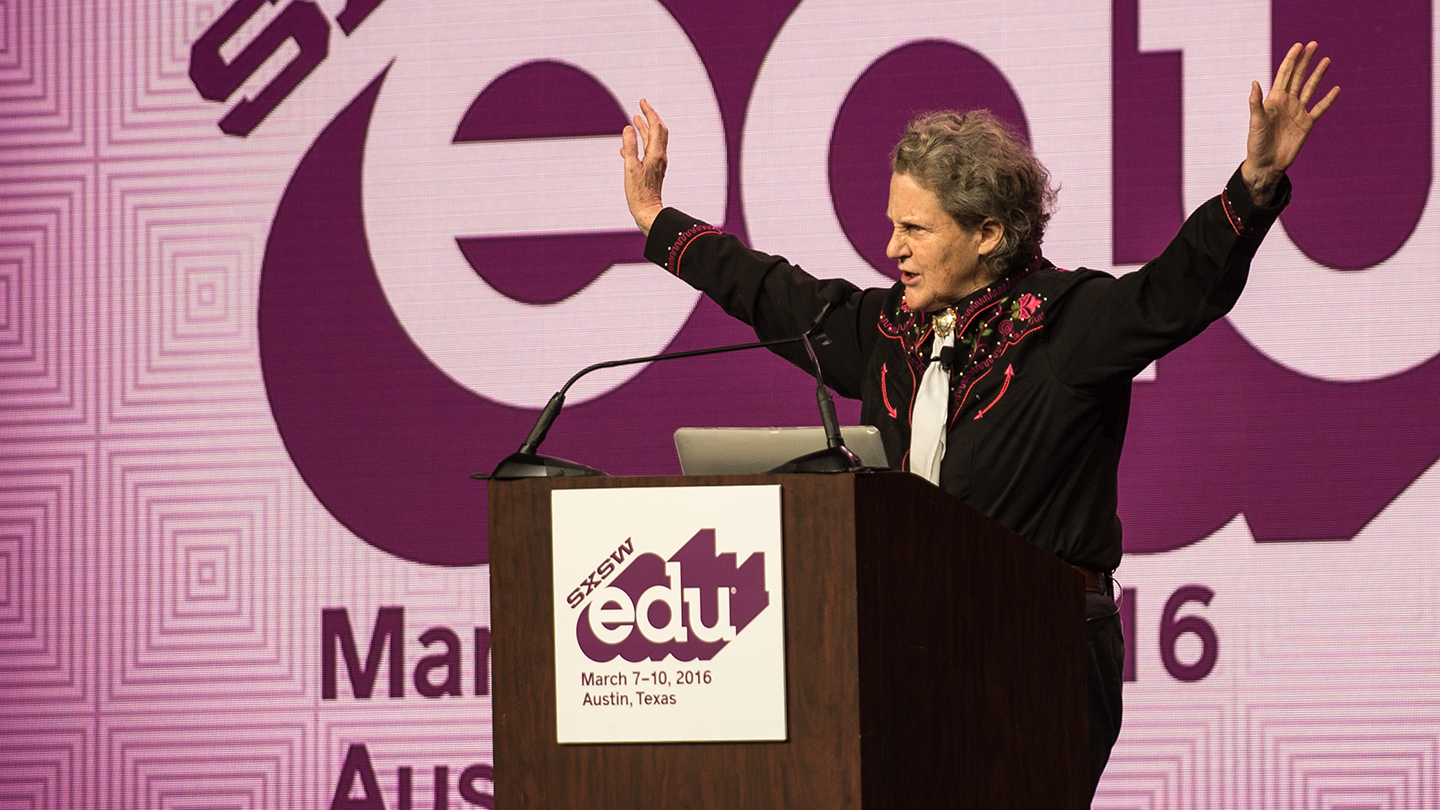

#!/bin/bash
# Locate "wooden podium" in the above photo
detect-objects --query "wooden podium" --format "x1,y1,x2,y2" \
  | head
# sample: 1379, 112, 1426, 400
488, 472, 1087, 809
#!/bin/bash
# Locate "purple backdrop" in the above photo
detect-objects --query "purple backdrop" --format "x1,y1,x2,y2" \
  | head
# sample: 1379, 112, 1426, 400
4, 0, 1439, 807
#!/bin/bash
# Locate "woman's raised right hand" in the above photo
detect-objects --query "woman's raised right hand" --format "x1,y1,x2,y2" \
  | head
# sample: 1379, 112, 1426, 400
621, 98, 669, 236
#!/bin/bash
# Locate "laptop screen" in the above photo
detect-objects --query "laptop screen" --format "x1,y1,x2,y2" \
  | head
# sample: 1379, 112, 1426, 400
674, 426, 892, 475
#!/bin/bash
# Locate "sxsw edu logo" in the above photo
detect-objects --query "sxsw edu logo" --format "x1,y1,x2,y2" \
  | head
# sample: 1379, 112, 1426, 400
192, 0, 1440, 570
569, 530, 769, 663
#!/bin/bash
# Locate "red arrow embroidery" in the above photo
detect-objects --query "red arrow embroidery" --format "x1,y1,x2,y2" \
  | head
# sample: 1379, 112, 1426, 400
880, 363, 897, 418
974, 365, 1014, 420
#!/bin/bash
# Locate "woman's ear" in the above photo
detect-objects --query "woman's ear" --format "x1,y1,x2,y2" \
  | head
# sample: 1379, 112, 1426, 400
976, 217, 1005, 257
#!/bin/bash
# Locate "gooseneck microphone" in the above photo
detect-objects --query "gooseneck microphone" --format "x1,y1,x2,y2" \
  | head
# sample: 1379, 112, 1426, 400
770, 287, 864, 473
477, 286, 864, 480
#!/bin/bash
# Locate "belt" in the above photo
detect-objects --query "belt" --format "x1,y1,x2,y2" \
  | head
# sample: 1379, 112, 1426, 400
1070, 564, 1108, 595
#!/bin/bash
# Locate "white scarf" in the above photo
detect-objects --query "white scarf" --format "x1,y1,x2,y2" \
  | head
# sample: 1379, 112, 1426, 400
910, 309, 956, 485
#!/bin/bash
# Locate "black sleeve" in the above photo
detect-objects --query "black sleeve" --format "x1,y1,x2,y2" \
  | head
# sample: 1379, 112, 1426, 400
643, 208, 886, 399
1045, 167, 1291, 391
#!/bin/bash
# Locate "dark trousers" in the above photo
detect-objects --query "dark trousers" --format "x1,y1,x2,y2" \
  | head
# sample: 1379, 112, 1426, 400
1085, 591, 1125, 805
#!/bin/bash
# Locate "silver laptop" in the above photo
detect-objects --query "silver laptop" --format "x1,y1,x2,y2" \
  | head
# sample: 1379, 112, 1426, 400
674, 426, 891, 475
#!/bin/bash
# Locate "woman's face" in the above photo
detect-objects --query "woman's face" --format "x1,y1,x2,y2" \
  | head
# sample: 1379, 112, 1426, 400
885, 172, 1003, 313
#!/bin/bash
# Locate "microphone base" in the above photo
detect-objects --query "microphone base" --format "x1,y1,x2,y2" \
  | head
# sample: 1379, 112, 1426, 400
767, 445, 865, 474
475, 452, 608, 480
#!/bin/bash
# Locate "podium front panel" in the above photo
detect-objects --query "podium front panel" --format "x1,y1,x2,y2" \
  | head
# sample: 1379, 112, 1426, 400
489, 472, 1085, 809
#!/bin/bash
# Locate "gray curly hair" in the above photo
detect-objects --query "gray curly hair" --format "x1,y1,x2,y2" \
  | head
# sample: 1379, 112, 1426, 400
891, 110, 1057, 281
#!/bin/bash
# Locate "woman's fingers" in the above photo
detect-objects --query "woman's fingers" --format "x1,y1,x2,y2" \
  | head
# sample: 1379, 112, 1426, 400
1288, 42, 1315, 96
1310, 84, 1341, 121
621, 124, 638, 162
1272, 42, 1301, 97
1298, 55, 1329, 107
635, 100, 667, 162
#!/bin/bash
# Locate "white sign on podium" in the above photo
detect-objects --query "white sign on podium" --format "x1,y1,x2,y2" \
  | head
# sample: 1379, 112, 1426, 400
551, 485, 786, 744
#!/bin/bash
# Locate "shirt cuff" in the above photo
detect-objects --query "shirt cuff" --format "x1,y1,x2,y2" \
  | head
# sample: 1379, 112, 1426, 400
1221, 165, 1290, 239
643, 208, 722, 276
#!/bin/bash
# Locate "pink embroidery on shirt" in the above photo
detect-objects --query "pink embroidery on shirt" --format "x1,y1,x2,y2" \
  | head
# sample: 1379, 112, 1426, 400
667, 224, 722, 276
880, 363, 897, 419
974, 365, 1015, 420
1220, 189, 1264, 239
